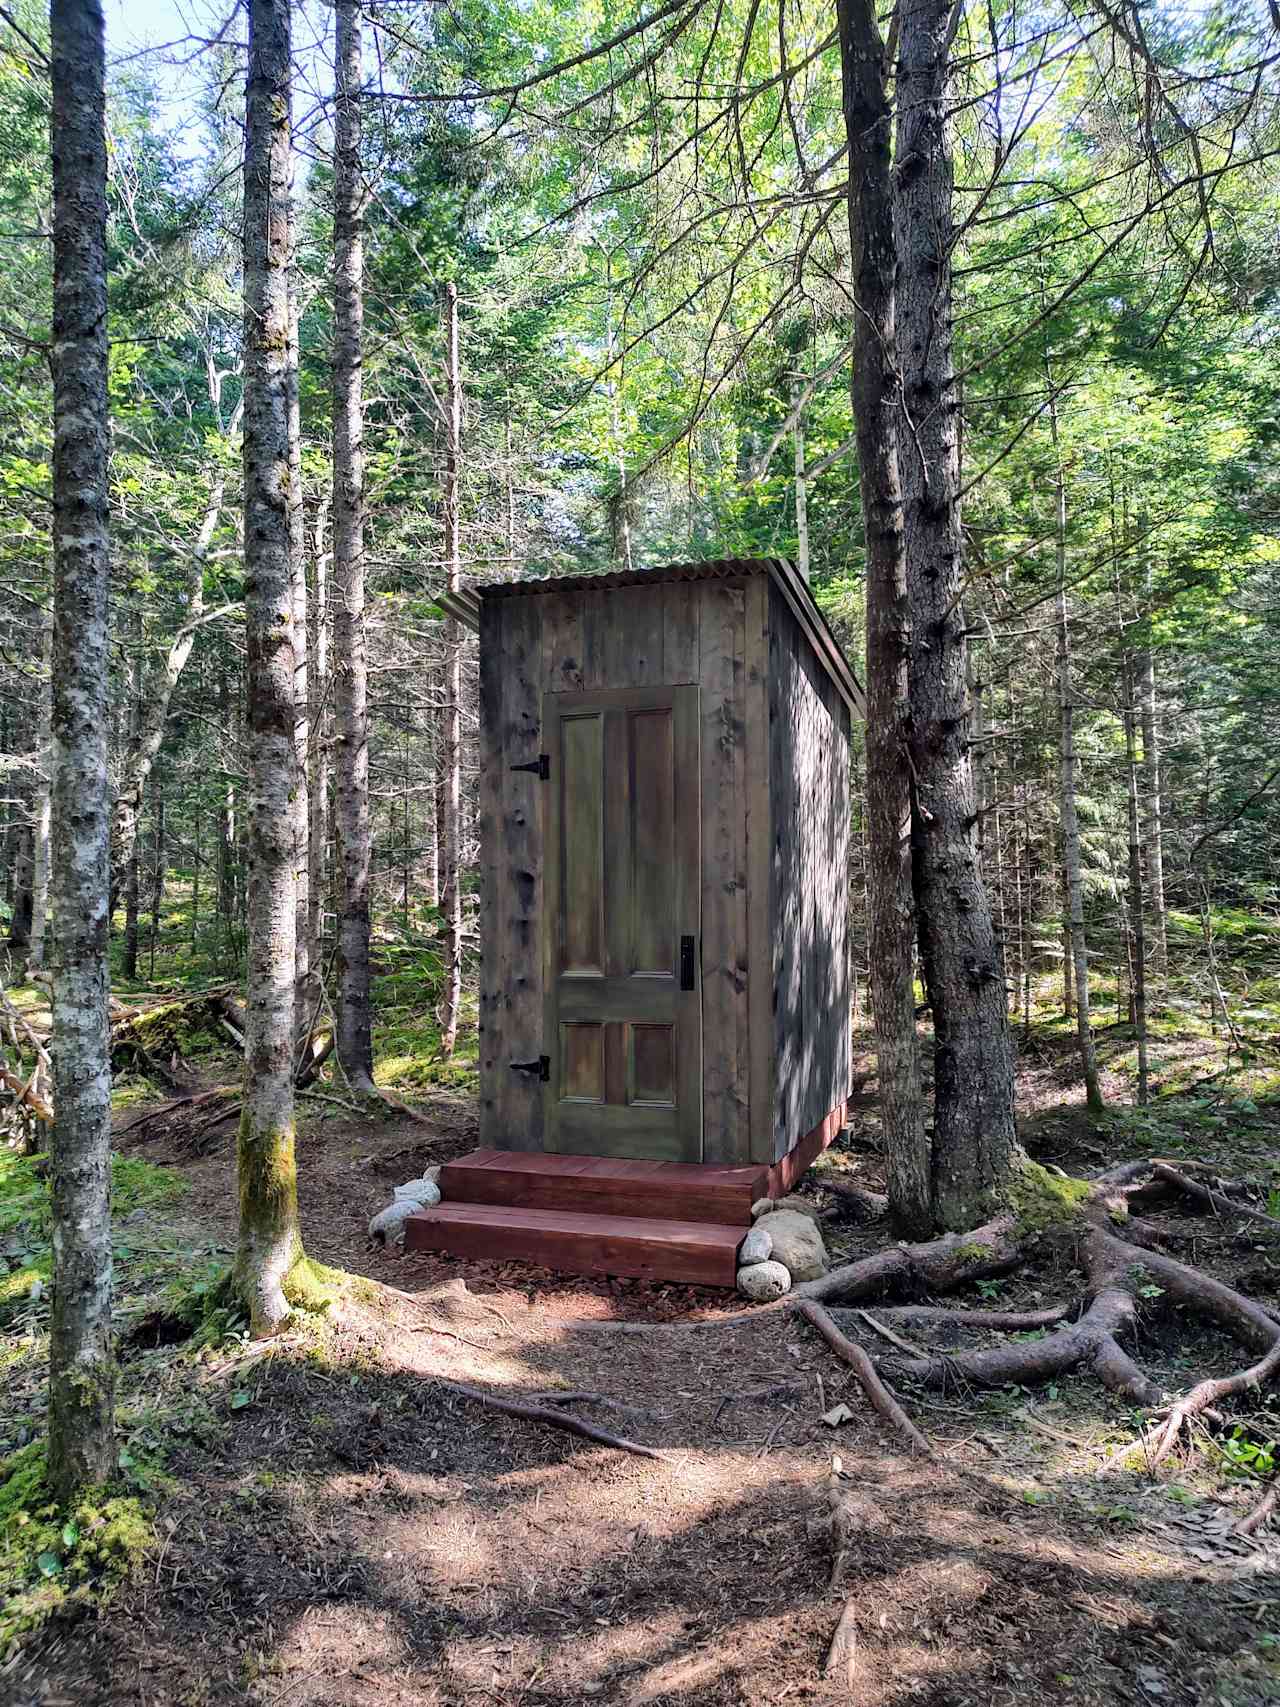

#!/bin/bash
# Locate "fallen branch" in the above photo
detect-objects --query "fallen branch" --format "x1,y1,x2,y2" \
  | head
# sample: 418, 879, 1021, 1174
797, 1300, 936, 1456
437, 1379, 667, 1460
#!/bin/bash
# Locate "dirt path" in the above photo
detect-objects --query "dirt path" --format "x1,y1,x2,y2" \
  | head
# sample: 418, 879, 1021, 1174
9, 1102, 1280, 1707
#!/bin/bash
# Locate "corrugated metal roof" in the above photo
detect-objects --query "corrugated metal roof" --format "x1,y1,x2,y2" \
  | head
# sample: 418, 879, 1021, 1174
442, 557, 864, 718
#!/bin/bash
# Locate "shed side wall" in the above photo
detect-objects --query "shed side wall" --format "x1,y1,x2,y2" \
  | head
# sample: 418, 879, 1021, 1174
478, 578, 753, 1164
768, 584, 851, 1159
478, 594, 545, 1149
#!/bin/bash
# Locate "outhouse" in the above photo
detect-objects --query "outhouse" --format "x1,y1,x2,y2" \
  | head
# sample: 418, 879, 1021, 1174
407, 558, 864, 1285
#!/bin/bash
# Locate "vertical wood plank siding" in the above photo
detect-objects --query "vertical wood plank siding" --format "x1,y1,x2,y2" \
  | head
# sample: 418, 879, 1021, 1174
479, 574, 848, 1169
767, 585, 851, 1158
479, 594, 545, 1149
480, 580, 754, 1159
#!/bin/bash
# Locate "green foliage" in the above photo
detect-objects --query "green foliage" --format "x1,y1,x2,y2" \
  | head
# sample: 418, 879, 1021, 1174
0, 1442, 152, 1656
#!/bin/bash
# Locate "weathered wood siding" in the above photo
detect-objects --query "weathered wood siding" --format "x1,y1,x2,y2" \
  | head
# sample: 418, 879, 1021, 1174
478, 578, 757, 1163
767, 584, 851, 1160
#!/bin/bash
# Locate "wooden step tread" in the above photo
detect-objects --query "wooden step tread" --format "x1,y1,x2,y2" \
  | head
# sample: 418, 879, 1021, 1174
441, 1147, 768, 1226
404, 1201, 744, 1287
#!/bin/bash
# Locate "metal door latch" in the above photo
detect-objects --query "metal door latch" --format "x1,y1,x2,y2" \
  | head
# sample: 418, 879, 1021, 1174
680, 935, 697, 991
510, 754, 550, 779
509, 1055, 550, 1081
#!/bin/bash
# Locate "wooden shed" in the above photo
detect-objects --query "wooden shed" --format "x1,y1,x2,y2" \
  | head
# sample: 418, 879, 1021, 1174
406, 558, 863, 1286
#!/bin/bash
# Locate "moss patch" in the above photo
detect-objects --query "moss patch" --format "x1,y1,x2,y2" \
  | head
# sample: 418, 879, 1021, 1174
1008, 1159, 1092, 1232
0, 1441, 152, 1655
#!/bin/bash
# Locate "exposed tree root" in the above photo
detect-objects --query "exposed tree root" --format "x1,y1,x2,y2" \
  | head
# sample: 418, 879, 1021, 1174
1235, 1478, 1279, 1537
1148, 1161, 1280, 1233
819, 1177, 890, 1219
823, 1599, 859, 1686
565, 1157, 1280, 1476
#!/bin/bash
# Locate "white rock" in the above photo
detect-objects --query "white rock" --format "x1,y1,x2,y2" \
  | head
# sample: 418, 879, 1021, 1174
751, 1197, 776, 1219
738, 1224, 773, 1266
369, 1199, 424, 1245
737, 1260, 792, 1302
394, 1177, 442, 1207
763, 1209, 828, 1281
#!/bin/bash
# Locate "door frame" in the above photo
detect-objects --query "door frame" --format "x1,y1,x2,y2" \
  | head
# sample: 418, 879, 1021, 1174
541, 683, 703, 1161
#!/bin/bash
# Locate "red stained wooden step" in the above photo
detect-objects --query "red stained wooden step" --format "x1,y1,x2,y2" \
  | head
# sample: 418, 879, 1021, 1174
404, 1201, 744, 1287
439, 1146, 768, 1226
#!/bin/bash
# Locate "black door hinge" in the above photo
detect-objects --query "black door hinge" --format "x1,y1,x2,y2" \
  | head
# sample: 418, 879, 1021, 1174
510, 1055, 550, 1082
510, 754, 550, 780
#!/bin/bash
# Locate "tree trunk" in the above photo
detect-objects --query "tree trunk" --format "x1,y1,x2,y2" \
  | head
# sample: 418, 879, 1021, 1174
307, 502, 329, 985
27, 608, 54, 968
288, 263, 310, 1036
148, 775, 165, 980
8, 819, 33, 951
1050, 396, 1104, 1111
1122, 657, 1150, 1105
1136, 588, 1167, 976
894, 0, 1017, 1229
439, 280, 464, 1057
122, 837, 140, 981
793, 383, 810, 585
331, 0, 375, 1091
237, 0, 304, 1336
836, 0, 929, 1234
47, 0, 115, 1503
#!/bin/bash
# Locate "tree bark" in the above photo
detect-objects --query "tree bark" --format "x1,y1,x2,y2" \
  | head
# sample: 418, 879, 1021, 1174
439, 279, 463, 1058
331, 0, 375, 1091
894, 0, 1017, 1228
307, 501, 329, 985
237, 0, 304, 1335
1122, 656, 1150, 1104
1050, 394, 1103, 1111
836, 0, 929, 1234
1136, 566, 1167, 976
47, 0, 115, 1503
27, 608, 54, 967
793, 380, 810, 585
288, 261, 310, 1035
8, 818, 33, 951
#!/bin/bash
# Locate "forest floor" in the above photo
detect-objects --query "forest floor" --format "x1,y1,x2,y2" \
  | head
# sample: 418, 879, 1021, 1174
5, 960, 1280, 1707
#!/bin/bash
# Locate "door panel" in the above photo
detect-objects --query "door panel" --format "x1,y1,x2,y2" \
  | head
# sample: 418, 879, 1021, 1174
559, 713, 605, 974
543, 684, 701, 1161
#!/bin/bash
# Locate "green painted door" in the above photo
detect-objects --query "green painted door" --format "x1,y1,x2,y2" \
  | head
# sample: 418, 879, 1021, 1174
542, 685, 702, 1161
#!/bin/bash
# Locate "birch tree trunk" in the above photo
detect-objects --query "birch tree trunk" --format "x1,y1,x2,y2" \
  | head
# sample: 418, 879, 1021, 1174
894, 0, 1017, 1228
237, 0, 304, 1335
27, 607, 54, 968
439, 280, 464, 1057
288, 265, 310, 1034
331, 0, 375, 1091
836, 0, 929, 1234
47, 0, 115, 1502
1050, 395, 1104, 1111
307, 503, 329, 984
